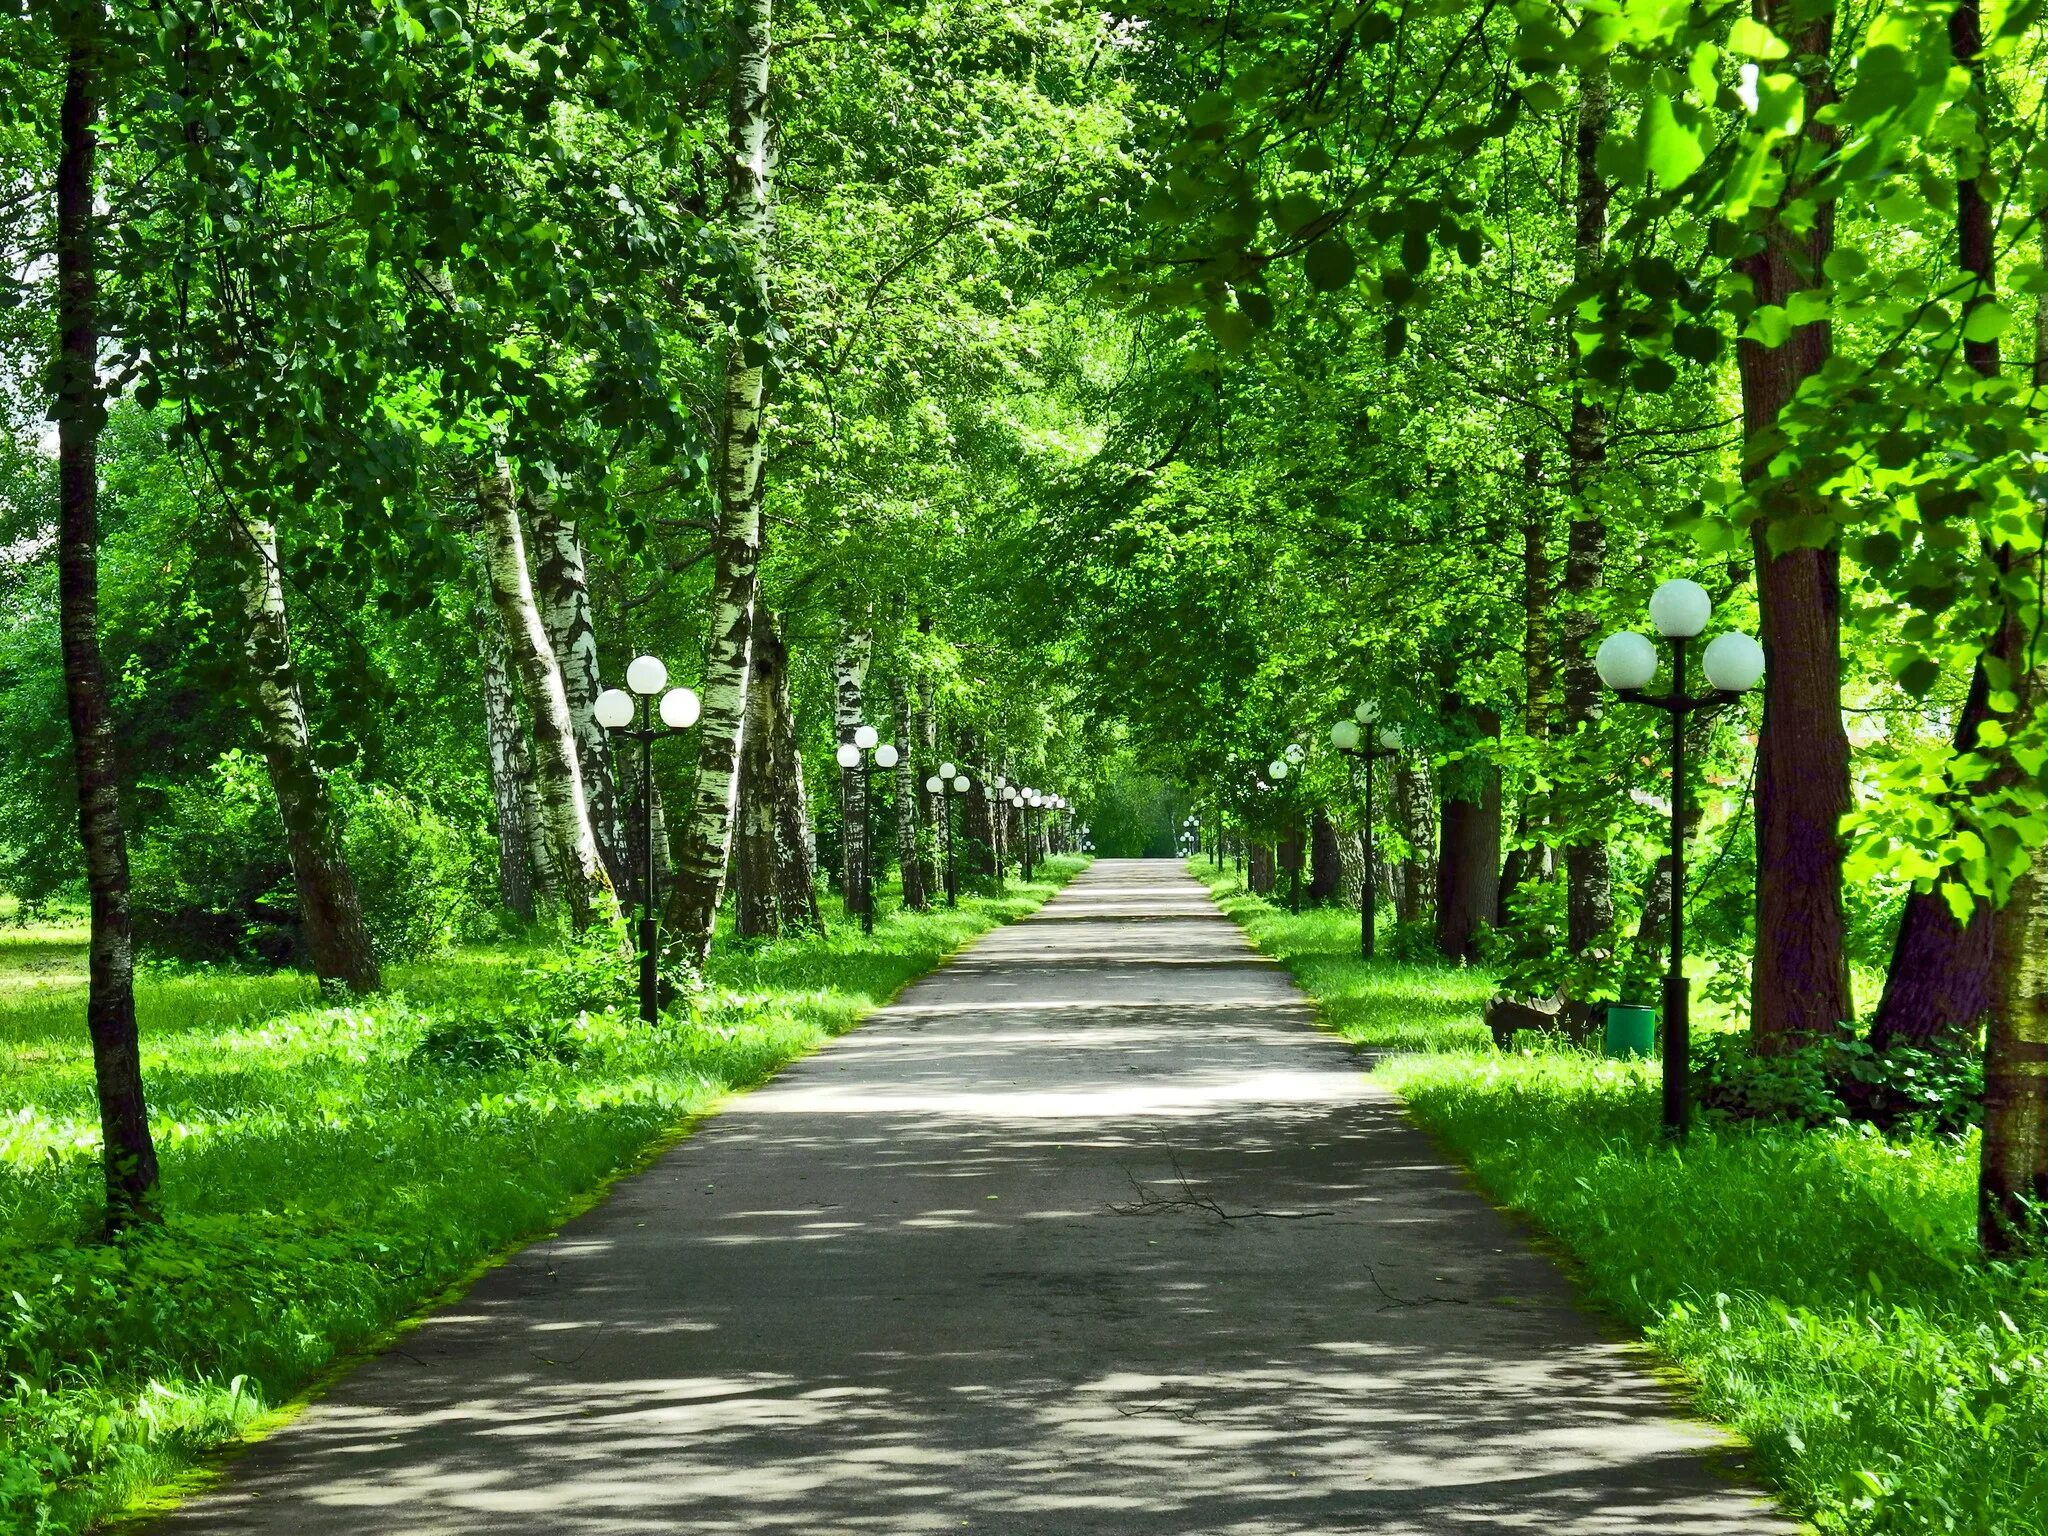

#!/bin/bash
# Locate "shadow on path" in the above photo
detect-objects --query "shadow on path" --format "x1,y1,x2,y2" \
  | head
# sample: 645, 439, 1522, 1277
156, 860, 1794, 1535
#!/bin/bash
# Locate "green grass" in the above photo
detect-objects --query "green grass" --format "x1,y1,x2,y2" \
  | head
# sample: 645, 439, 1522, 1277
1191, 858, 2048, 1536
0, 858, 1088, 1533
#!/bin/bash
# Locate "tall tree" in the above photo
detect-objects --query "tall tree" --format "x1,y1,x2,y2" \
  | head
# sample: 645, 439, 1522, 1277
52, 0, 158, 1229
666, 0, 776, 965
480, 462, 618, 931
892, 669, 928, 909
477, 596, 541, 921
834, 623, 873, 908
1561, 61, 1613, 955
1737, 0, 1852, 1053
228, 513, 380, 991
529, 491, 630, 897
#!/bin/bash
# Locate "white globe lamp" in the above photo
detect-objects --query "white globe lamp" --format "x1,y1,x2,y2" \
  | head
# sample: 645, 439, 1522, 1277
625, 654, 667, 695
1596, 632, 1659, 692
1649, 578, 1712, 639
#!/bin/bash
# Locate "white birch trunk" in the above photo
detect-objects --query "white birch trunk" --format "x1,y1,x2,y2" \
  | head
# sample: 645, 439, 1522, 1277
834, 626, 872, 910
480, 460, 618, 930
892, 672, 926, 908
664, 0, 776, 964
478, 600, 538, 921
528, 489, 631, 897
230, 513, 381, 990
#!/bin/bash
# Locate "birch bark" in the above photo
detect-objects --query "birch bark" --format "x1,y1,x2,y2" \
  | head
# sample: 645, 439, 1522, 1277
480, 460, 617, 930
834, 626, 873, 909
528, 490, 630, 898
55, 4, 159, 1229
735, 617, 780, 939
664, 0, 775, 964
478, 600, 537, 921
229, 513, 380, 991
757, 612, 822, 931
892, 674, 927, 909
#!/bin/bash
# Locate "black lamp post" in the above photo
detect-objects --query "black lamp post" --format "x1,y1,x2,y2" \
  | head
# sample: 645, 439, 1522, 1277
593, 658, 700, 1025
1597, 578, 1765, 1138
1330, 703, 1402, 960
924, 762, 971, 908
836, 728, 899, 936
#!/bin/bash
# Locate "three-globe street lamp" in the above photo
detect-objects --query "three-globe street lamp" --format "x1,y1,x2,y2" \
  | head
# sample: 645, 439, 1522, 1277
1331, 701, 1404, 961
593, 656, 702, 1025
835, 726, 899, 936
1596, 578, 1766, 1138
923, 761, 972, 908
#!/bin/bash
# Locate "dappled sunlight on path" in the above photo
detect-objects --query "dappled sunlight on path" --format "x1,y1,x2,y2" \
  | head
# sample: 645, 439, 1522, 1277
158, 861, 1792, 1534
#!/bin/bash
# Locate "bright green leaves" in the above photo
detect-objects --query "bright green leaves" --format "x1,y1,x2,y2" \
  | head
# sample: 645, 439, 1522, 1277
1723, 17, 1788, 60
1639, 90, 1705, 187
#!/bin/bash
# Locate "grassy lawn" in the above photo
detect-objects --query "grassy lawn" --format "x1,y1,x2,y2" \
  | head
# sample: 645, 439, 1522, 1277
1191, 858, 2048, 1536
0, 858, 1087, 1533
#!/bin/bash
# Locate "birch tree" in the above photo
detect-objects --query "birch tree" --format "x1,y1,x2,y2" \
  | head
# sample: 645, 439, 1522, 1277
665, 0, 776, 965
529, 489, 630, 897
480, 461, 618, 931
51, 0, 158, 1229
229, 513, 381, 991
834, 624, 873, 911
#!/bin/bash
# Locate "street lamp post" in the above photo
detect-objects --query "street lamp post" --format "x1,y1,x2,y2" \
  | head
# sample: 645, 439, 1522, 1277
836, 727, 899, 936
1596, 578, 1765, 1137
594, 658, 701, 1024
1331, 701, 1403, 960
923, 761, 971, 908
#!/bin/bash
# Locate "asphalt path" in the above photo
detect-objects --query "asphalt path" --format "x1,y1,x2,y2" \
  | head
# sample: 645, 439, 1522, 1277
159, 858, 1795, 1534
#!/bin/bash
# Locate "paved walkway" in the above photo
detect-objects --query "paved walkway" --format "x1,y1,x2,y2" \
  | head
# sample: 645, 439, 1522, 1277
163, 860, 1794, 1534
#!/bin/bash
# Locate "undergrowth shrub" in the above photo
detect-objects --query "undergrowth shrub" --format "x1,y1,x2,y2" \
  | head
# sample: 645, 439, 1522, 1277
1694, 1030, 1983, 1134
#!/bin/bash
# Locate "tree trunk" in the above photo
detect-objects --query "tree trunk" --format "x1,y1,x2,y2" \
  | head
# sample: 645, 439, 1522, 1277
1248, 842, 1275, 896
481, 461, 617, 930
664, 0, 776, 964
1561, 60, 1612, 954
1739, 0, 1851, 1054
960, 730, 995, 878
55, 9, 159, 1230
892, 673, 927, 909
1309, 809, 1342, 902
478, 594, 537, 921
529, 491, 631, 898
915, 648, 942, 897
1871, 603, 1996, 1053
1969, 7, 2048, 1249
1436, 707, 1502, 962
1392, 757, 1434, 924
834, 625, 873, 908
757, 612, 821, 933
733, 615, 779, 941
229, 513, 380, 991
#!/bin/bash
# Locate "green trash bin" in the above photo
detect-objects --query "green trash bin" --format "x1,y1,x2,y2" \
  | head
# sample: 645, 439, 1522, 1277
1604, 1003, 1656, 1059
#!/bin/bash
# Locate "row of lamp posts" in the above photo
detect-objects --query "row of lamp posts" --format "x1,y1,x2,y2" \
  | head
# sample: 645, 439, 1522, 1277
590, 653, 1077, 1024
1223, 577, 1763, 1137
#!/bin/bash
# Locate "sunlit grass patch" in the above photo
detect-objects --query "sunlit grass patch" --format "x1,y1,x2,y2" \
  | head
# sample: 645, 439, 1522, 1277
1193, 857, 2048, 1536
0, 857, 1087, 1533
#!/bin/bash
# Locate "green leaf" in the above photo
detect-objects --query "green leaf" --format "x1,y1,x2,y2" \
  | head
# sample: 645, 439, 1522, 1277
1726, 17, 1789, 59
1962, 302, 2012, 343
1303, 236, 1358, 292
1640, 93, 1705, 187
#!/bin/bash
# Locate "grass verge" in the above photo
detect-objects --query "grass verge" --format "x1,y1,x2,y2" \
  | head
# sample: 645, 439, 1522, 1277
0, 858, 1087, 1533
1191, 858, 2048, 1536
